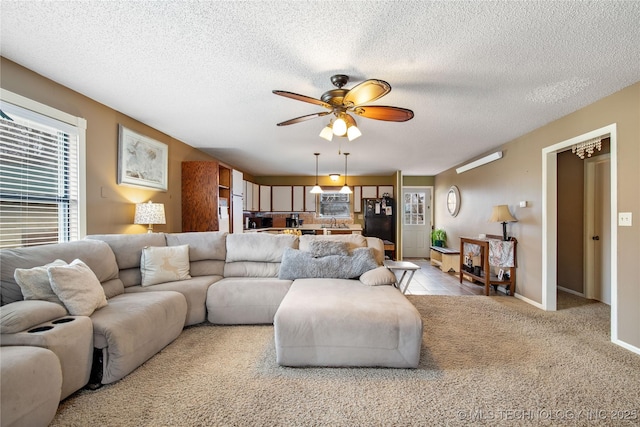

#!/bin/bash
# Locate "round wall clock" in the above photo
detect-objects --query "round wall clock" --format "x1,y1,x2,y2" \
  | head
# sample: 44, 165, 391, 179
447, 185, 460, 217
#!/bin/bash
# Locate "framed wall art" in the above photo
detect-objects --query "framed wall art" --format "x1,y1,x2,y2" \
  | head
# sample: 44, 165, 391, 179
117, 125, 168, 191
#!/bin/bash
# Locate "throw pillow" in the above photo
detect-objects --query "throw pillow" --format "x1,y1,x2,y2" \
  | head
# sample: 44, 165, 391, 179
306, 240, 349, 257
140, 244, 191, 287
47, 259, 108, 316
14, 259, 68, 304
278, 247, 378, 280
360, 266, 398, 286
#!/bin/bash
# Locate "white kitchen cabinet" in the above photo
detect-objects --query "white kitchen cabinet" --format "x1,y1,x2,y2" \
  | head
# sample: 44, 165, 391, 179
244, 181, 252, 210
293, 186, 305, 212
362, 186, 377, 199
353, 186, 362, 213
304, 186, 317, 212
231, 170, 244, 233
260, 185, 271, 212
232, 170, 244, 196
378, 186, 394, 198
272, 186, 292, 212
252, 183, 259, 211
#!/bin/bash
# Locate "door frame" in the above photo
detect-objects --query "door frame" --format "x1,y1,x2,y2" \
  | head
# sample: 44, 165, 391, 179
542, 123, 617, 339
400, 186, 434, 258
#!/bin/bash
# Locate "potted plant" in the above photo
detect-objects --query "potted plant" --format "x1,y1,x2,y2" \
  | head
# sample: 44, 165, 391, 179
431, 228, 446, 247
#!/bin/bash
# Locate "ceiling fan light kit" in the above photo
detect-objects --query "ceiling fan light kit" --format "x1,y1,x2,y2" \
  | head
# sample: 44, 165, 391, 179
319, 123, 334, 141
333, 117, 347, 136
274, 74, 413, 143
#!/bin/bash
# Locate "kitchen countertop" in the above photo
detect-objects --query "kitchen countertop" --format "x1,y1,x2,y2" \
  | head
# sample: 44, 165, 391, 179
245, 224, 363, 232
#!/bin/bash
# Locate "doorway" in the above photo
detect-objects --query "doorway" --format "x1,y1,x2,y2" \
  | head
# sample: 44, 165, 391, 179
542, 124, 618, 340
401, 187, 432, 258
585, 154, 611, 304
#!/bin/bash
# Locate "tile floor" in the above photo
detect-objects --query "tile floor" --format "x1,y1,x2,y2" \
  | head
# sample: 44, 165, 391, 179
400, 258, 505, 296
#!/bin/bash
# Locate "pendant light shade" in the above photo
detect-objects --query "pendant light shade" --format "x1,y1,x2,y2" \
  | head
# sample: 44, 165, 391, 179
310, 153, 323, 194
339, 152, 352, 194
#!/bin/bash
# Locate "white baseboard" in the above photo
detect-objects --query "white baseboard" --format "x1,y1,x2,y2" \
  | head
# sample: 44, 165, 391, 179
613, 338, 640, 356
514, 293, 544, 309
557, 286, 585, 297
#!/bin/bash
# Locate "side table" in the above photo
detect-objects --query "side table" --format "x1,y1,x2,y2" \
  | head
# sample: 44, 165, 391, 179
383, 260, 420, 294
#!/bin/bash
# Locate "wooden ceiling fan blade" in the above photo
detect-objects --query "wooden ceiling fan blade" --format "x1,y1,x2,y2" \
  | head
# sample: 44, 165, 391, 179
276, 111, 331, 126
342, 80, 391, 107
273, 90, 332, 109
353, 106, 414, 122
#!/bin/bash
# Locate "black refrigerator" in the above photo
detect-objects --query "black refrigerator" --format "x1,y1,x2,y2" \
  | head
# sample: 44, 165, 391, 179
363, 197, 395, 243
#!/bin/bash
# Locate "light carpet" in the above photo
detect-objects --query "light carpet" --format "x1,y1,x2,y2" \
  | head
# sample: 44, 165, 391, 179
52, 294, 640, 426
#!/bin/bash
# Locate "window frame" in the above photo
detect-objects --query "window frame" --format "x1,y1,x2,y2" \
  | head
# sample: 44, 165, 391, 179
318, 189, 351, 218
0, 89, 87, 246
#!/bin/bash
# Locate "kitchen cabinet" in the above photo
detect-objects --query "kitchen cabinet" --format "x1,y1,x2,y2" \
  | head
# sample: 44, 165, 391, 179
244, 180, 253, 211
378, 186, 394, 198
304, 186, 317, 212
353, 186, 362, 213
260, 185, 271, 212
272, 186, 292, 212
181, 161, 219, 232
362, 186, 377, 198
292, 186, 305, 212
231, 170, 243, 233
252, 182, 259, 211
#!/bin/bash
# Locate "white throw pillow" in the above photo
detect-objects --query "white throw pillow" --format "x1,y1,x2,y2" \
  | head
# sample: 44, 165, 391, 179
140, 244, 191, 287
47, 259, 108, 316
14, 259, 68, 304
359, 266, 398, 286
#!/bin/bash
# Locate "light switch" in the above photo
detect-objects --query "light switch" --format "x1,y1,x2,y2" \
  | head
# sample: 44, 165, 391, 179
519, 201, 528, 208
618, 212, 632, 227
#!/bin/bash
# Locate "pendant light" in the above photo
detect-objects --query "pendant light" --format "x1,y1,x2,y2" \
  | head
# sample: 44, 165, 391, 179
310, 153, 323, 194
339, 152, 352, 194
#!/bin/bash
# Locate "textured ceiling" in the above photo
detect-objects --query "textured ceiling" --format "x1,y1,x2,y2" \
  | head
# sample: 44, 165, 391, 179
1, 1, 639, 177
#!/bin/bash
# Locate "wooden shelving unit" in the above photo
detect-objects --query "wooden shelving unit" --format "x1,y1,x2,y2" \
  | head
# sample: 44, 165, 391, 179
459, 235, 517, 296
182, 161, 219, 232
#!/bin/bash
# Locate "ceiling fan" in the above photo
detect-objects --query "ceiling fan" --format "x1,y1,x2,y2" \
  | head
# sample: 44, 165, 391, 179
273, 74, 414, 141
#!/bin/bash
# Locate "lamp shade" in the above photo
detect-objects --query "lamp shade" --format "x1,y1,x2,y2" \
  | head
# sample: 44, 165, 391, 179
489, 205, 517, 223
340, 152, 352, 194
319, 125, 333, 141
344, 114, 361, 141
489, 205, 516, 241
333, 117, 347, 136
134, 201, 166, 233
310, 153, 323, 194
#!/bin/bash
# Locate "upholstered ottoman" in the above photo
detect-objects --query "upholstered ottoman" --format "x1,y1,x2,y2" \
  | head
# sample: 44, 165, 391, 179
0, 312, 93, 400
274, 279, 423, 368
0, 346, 62, 427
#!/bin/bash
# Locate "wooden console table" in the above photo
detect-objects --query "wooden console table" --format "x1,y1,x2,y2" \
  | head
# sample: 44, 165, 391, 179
459, 236, 517, 296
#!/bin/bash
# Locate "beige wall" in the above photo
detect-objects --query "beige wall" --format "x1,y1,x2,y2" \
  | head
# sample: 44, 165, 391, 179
434, 82, 640, 349
3, 57, 638, 349
255, 175, 395, 186
1, 58, 219, 235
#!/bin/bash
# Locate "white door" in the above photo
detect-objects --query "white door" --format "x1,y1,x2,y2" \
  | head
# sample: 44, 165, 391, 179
402, 187, 432, 258
585, 155, 611, 304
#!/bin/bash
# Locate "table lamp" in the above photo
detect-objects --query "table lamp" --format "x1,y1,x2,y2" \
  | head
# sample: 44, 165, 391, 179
134, 201, 166, 233
489, 205, 517, 241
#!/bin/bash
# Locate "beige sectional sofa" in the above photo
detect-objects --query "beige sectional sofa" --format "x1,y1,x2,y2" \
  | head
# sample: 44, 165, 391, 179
0, 231, 422, 426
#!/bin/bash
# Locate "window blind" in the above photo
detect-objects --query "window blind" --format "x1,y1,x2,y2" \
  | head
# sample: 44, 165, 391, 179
0, 102, 80, 248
